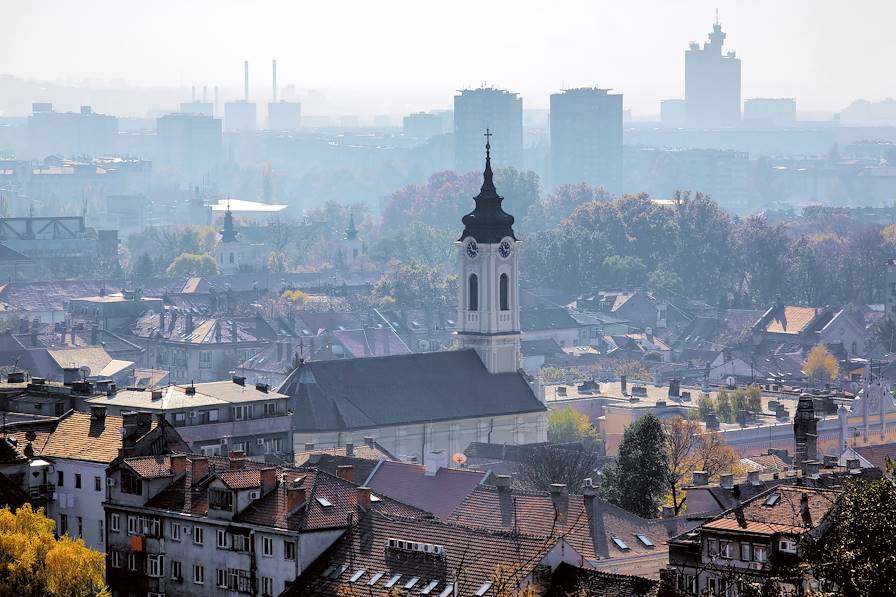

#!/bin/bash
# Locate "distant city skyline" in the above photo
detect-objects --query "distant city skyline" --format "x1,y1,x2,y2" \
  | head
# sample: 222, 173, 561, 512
1, 0, 894, 117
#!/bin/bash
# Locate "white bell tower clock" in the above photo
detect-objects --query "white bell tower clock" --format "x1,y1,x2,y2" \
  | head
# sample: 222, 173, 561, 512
456, 130, 521, 374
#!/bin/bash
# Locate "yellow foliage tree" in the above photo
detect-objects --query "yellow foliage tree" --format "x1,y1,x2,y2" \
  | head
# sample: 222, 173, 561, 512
0, 504, 108, 597
882, 223, 896, 246
547, 406, 599, 444
804, 343, 839, 383
281, 289, 310, 305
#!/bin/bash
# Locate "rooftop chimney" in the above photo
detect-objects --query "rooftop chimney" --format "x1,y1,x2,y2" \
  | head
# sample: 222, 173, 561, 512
800, 492, 812, 527
190, 456, 210, 481
669, 378, 680, 399
356, 486, 372, 511
364, 436, 375, 448
63, 367, 80, 386
90, 405, 107, 421
692, 471, 709, 486
720, 473, 734, 489
550, 483, 569, 523
336, 465, 354, 483
170, 454, 188, 476
244, 60, 249, 101
286, 483, 306, 513
260, 467, 277, 494
620, 374, 627, 395
229, 451, 247, 470
495, 475, 512, 491
747, 470, 761, 485
90, 323, 99, 345
345, 442, 354, 457
425, 449, 446, 476
272, 59, 277, 102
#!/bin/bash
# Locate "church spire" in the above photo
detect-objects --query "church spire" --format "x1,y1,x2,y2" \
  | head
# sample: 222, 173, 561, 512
345, 210, 358, 241
458, 129, 516, 244
220, 199, 238, 243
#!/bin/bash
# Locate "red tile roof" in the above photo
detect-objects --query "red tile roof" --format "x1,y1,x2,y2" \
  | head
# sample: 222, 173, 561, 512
855, 443, 896, 472
42, 411, 155, 463
286, 510, 564, 597
124, 455, 174, 479
366, 461, 488, 519
701, 486, 841, 536
217, 469, 263, 490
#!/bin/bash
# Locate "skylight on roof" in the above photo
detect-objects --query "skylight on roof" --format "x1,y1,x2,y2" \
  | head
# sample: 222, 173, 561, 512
329, 564, 349, 579
764, 493, 781, 507
636, 534, 654, 547
370, 493, 382, 502
421, 580, 439, 595
384, 574, 402, 588
611, 537, 630, 551
316, 496, 333, 507
475, 581, 493, 596
404, 577, 420, 589
367, 572, 384, 586
439, 585, 456, 597
349, 569, 366, 583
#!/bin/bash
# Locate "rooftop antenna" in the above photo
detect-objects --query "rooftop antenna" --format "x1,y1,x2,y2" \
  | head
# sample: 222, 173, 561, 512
244, 60, 249, 102
715, 8, 720, 25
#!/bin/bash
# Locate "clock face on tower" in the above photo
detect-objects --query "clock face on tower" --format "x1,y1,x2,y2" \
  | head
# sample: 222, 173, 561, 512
466, 240, 479, 259
498, 239, 513, 259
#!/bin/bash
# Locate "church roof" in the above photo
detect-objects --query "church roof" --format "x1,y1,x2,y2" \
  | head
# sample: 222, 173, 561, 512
278, 349, 545, 433
458, 134, 516, 244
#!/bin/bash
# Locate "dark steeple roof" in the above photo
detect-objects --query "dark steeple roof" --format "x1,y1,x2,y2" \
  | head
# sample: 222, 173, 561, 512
458, 130, 516, 244
344, 210, 358, 241
219, 201, 238, 243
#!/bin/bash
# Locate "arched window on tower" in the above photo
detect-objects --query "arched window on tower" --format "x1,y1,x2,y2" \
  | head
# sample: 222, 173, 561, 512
500, 274, 509, 311
468, 274, 478, 311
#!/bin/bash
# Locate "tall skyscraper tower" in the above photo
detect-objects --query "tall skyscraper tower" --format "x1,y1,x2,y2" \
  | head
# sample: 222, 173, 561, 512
456, 131, 521, 374
685, 17, 741, 128
550, 88, 623, 194
454, 88, 523, 174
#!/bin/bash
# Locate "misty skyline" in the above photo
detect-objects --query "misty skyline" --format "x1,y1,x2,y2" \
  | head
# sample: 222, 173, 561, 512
2, 0, 895, 117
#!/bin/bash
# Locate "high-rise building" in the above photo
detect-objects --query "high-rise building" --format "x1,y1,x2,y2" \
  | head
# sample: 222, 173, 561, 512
156, 113, 222, 179
453, 88, 522, 173
403, 112, 442, 140
685, 18, 741, 128
456, 133, 521, 374
550, 88, 623, 193
27, 104, 118, 158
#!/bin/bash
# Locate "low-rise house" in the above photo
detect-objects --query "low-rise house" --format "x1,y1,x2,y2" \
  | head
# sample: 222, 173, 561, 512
294, 438, 396, 482
522, 306, 586, 348
752, 305, 866, 357
84, 377, 293, 462
666, 486, 842, 595
104, 452, 423, 597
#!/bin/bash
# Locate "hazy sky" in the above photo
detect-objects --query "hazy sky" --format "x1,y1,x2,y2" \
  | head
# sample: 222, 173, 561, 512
2, 0, 894, 115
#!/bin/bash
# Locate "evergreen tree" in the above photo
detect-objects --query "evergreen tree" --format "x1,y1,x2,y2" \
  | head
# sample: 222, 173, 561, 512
599, 414, 666, 518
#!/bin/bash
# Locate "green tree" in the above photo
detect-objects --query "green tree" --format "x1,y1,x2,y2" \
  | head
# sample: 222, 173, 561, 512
370, 261, 457, 309
600, 414, 666, 518
548, 406, 599, 444
0, 504, 108, 597
267, 251, 289, 272
806, 476, 896, 596
165, 252, 218, 277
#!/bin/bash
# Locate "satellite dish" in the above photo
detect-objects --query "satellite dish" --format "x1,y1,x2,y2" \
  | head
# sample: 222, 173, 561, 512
452, 452, 467, 466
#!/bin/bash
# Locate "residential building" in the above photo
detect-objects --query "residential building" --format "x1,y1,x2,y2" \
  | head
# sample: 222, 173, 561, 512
36, 408, 186, 551
403, 112, 442, 140
744, 98, 797, 127
104, 452, 423, 597
84, 378, 293, 462
521, 307, 587, 348
27, 104, 118, 158
666, 486, 841, 595
0, 215, 112, 279
685, 18, 741, 128
156, 113, 223, 180
454, 87, 523, 173
550, 87, 623, 194
751, 304, 866, 356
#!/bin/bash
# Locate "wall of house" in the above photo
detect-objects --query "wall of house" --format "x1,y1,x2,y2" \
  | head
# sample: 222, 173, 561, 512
294, 411, 548, 464
48, 459, 107, 551
522, 327, 581, 348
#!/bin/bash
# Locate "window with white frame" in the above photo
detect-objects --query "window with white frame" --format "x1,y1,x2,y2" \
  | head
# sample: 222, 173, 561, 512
127, 552, 137, 571
110, 513, 120, 533
262, 536, 273, 557
720, 540, 733, 558
216, 528, 229, 549
171, 559, 182, 580
171, 522, 181, 541
193, 564, 204, 584
208, 408, 219, 422
740, 542, 752, 561
199, 351, 212, 368
754, 544, 768, 562
193, 526, 204, 545
284, 540, 296, 560
110, 550, 121, 568
261, 576, 274, 596
264, 402, 276, 416
147, 554, 164, 578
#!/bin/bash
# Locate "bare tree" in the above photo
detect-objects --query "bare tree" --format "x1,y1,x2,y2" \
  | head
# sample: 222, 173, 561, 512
516, 444, 601, 492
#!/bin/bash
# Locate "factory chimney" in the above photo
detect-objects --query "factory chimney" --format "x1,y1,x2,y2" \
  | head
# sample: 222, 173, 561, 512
214, 86, 219, 117
191, 85, 196, 102
244, 60, 249, 101
202, 85, 207, 103
272, 59, 278, 102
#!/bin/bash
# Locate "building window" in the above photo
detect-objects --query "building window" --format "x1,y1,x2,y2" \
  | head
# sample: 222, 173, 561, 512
77, 516, 82, 538
685, 575, 696, 595
284, 540, 296, 560
208, 409, 219, 422
171, 559, 183, 580
75, 474, 81, 489
754, 544, 768, 562
193, 564, 205, 584
98, 520, 104, 544
110, 550, 121, 568
264, 402, 276, 416
128, 552, 137, 571
121, 473, 143, 495
707, 538, 718, 556
174, 412, 186, 425
147, 554, 164, 578
468, 274, 478, 311
57, 470, 64, 487
741, 542, 752, 561
262, 536, 273, 557
199, 351, 212, 369
193, 526, 204, 545
499, 273, 509, 311
210, 489, 234, 512
229, 252, 234, 264
216, 528, 229, 549
171, 522, 181, 541
217, 568, 228, 588
110, 513, 120, 533
261, 576, 274, 596
59, 514, 68, 535
233, 405, 253, 420
720, 540, 733, 558
94, 476, 102, 491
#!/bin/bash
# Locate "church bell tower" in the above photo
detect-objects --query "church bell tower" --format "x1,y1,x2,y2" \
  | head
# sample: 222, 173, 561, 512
456, 130, 521, 374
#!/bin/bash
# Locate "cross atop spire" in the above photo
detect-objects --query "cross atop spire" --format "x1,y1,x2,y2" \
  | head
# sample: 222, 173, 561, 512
484, 128, 493, 159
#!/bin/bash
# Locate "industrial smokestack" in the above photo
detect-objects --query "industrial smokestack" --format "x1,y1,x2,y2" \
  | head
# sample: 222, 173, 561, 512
244, 60, 249, 101
202, 85, 207, 103
272, 59, 278, 103
214, 86, 219, 116
191, 85, 196, 102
